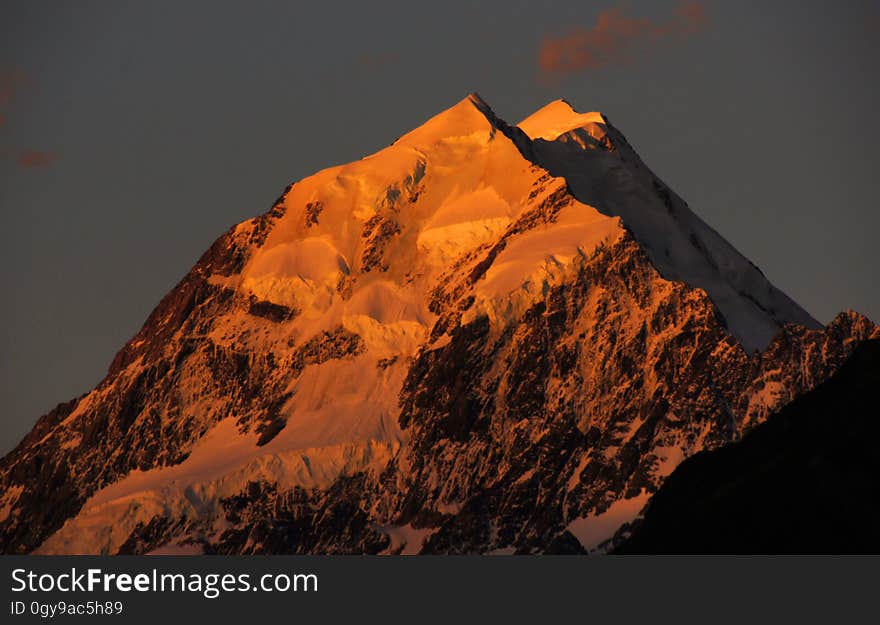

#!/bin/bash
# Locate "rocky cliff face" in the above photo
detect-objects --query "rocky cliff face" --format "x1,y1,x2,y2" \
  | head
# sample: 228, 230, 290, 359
616, 338, 880, 554
1, 94, 875, 554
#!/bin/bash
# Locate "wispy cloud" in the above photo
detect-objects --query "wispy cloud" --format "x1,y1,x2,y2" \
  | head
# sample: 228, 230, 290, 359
0, 69, 29, 107
356, 51, 400, 71
1, 67, 59, 170
538, 2, 708, 80
18, 149, 57, 168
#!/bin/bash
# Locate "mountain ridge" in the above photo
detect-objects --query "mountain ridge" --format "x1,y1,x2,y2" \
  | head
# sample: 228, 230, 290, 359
0, 94, 874, 555
616, 337, 880, 553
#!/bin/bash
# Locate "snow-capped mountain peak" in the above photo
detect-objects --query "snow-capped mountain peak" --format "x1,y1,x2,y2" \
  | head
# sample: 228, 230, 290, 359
0, 94, 873, 556
518, 98, 608, 141
518, 100, 819, 351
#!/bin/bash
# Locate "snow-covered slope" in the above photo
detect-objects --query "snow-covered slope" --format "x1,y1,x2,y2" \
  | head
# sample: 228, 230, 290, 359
520, 99, 818, 352
0, 94, 874, 555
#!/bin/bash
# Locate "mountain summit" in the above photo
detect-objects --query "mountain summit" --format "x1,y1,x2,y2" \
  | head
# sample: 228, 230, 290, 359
1, 95, 875, 554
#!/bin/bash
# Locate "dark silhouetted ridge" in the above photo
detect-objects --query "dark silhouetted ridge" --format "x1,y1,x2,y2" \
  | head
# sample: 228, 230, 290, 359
617, 339, 880, 554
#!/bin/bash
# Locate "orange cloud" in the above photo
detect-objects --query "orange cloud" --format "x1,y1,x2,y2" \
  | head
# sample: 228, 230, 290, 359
18, 149, 57, 168
0, 70, 29, 107
538, 2, 708, 80
357, 51, 399, 70
0, 68, 58, 169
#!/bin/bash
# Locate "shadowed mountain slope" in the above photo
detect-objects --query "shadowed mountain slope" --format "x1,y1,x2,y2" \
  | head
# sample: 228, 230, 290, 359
617, 339, 880, 554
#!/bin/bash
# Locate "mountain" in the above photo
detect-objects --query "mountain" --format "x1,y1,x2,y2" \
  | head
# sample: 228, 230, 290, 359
616, 338, 880, 554
0, 94, 876, 554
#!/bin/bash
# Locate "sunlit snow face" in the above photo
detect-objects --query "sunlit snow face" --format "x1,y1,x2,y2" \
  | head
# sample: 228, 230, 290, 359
25, 93, 846, 557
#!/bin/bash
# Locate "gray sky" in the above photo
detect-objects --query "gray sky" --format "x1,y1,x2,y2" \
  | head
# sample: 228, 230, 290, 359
2, 0, 878, 454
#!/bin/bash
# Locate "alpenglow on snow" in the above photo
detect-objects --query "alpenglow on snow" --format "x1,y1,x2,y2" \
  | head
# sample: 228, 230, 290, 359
1, 94, 875, 555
